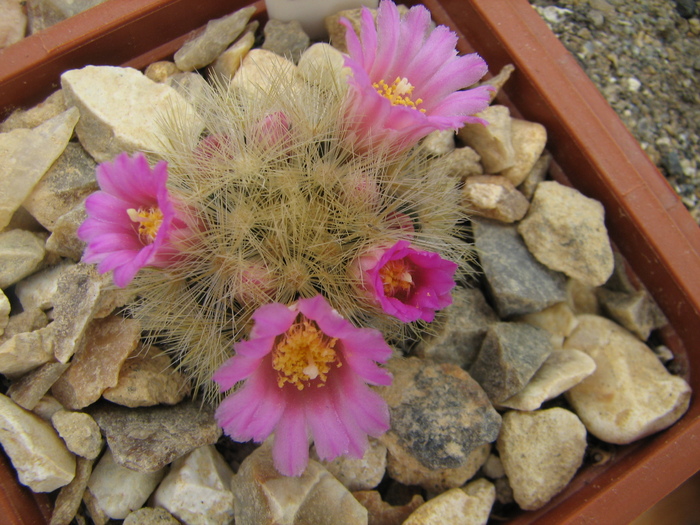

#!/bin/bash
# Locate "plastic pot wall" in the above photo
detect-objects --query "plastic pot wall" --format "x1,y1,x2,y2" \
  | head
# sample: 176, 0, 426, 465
1, 0, 699, 523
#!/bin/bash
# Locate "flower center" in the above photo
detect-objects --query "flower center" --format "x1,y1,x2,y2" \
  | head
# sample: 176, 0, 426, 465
272, 318, 340, 390
379, 258, 415, 298
373, 77, 426, 112
127, 207, 163, 243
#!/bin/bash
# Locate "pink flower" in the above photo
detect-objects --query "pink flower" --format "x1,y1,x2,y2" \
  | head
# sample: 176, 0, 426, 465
77, 152, 191, 287
213, 295, 392, 477
341, 0, 493, 152
354, 240, 458, 322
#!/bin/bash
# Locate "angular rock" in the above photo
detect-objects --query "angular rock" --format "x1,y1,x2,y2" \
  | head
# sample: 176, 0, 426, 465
164, 71, 210, 108
500, 119, 548, 186
0, 229, 46, 289
7, 360, 70, 410
353, 491, 424, 525
51, 409, 103, 460
0, 0, 25, 48
14, 259, 72, 312
566, 278, 600, 315
232, 442, 368, 525
481, 454, 505, 480
518, 301, 579, 345
61, 66, 203, 163
89, 400, 221, 472
123, 507, 181, 525
596, 288, 667, 340
434, 146, 483, 179
481, 64, 515, 102
469, 322, 554, 403
263, 19, 310, 64
499, 349, 597, 411
22, 142, 98, 230
0, 106, 79, 229
458, 105, 515, 173
102, 344, 190, 407
0, 307, 48, 345
564, 315, 692, 444
0, 90, 67, 133
473, 218, 567, 317
383, 432, 490, 493
50, 456, 93, 525
461, 175, 530, 223
0, 392, 76, 492
152, 445, 235, 525
422, 129, 456, 156
518, 151, 551, 200
518, 181, 614, 286
310, 438, 386, 492
45, 201, 87, 261
52, 263, 110, 363
231, 49, 299, 99
0, 288, 9, 335
402, 479, 495, 525
378, 357, 501, 471
31, 394, 64, 421
52, 316, 141, 409
0, 325, 54, 377
174, 6, 256, 71
86, 447, 165, 520
497, 408, 587, 511
413, 287, 498, 369
209, 25, 257, 83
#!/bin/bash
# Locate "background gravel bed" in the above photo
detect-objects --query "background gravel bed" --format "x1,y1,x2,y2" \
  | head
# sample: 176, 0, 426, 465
528, 0, 700, 222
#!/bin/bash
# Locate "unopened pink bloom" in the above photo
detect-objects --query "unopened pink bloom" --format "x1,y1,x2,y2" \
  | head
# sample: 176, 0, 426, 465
213, 295, 392, 477
354, 240, 457, 322
341, 0, 493, 152
77, 152, 190, 287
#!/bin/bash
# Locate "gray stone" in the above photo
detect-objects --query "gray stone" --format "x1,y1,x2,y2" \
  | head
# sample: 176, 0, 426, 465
45, 201, 87, 261
499, 349, 597, 411
0, 107, 79, 229
458, 105, 516, 173
377, 357, 501, 471
564, 315, 691, 444
50, 456, 94, 525
22, 142, 98, 230
86, 447, 165, 520
61, 66, 203, 163
174, 6, 256, 71
89, 400, 221, 472
0, 229, 46, 288
51, 409, 103, 460
232, 442, 368, 525
8, 360, 70, 410
152, 445, 235, 525
497, 408, 587, 511
402, 479, 495, 525
518, 181, 614, 287
596, 288, 667, 340
414, 287, 498, 369
164, 72, 210, 109
208, 24, 258, 83
0, 0, 26, 48
472, 218, 567, 318
461, 174, 530, 223
469, 322, 554, 403
312, 438, 386, 492
26, 0, 108, 33
0, 392, 76, 492
51, 316, 141, 410
262, 19, 310, 64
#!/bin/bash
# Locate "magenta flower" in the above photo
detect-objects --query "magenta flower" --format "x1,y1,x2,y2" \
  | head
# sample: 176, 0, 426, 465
213, 295, 392, 477
354, 240, 458, 323
77, 152, 190, 287
341, 0, 493, 152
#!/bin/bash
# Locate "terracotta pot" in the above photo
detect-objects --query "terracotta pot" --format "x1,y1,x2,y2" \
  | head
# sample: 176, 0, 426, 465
1, 0, 699, 523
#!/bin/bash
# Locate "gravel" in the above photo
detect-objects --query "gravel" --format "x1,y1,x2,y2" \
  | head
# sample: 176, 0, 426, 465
528, 0, 700, 222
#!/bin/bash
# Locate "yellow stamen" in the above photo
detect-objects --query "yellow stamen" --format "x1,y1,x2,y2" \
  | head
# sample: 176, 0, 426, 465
380, 259, 415, 298
127, 207, 163, 243
272, 318, 340, 390
372, 77, 426, 112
